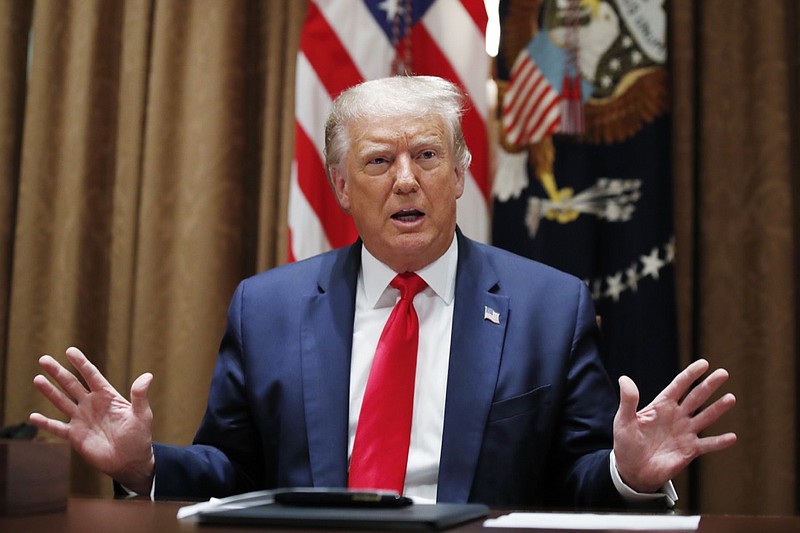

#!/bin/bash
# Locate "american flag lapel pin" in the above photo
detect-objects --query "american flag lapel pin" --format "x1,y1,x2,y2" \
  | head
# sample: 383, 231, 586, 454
484, 306, 500, 324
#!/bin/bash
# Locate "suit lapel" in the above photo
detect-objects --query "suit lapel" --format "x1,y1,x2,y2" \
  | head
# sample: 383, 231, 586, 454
298, 234, 508, 498
437, 232, 509, 503
300, 243, 361, 487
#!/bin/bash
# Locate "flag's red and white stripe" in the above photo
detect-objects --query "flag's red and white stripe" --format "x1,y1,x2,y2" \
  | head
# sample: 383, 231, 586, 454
501, 49, 561, 148
288, 0, 490, 262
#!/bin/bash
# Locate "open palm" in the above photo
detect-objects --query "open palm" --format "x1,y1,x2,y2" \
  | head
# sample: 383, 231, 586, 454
29, 347, 156, 494
612, 359, 737, 493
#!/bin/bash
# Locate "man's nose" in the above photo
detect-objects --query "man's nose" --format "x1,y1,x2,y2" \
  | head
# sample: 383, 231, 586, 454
393, 155, 419, 193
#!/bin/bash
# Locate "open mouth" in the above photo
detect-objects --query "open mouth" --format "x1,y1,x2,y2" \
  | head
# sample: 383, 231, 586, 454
391, 208, 425, 222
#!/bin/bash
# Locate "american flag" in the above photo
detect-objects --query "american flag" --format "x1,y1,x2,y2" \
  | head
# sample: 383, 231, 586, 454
288, 0, 490, 262
501, 46, 561, 148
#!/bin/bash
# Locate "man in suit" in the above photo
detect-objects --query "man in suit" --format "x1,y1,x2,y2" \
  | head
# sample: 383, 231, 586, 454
30, 76, 736, 508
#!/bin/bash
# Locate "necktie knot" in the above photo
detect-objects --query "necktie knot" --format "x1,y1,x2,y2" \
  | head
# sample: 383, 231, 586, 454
391, 272, 427, 301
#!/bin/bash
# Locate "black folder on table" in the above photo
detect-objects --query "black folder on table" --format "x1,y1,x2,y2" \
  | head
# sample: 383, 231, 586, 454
196, 502, 490, 530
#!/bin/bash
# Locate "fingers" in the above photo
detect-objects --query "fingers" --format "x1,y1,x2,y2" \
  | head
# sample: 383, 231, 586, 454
691, 392, 737, 432
37, 347, 119, 399
65, 346, 117, 394
680, 368, 731, 414
130, 373, 154, 418
658, 358, 710, 402
34, 347, 126, 422
696, 431, 738, 456
29, 412, 70, 439
668, 362, 736, 459
37, 354, 89, 402
32, 373, 79, 418
616, 375, 640, 424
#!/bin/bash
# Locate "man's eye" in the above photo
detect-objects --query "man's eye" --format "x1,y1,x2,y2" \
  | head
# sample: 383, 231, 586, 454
419, 150, 436, 160
368, 157, 389, 165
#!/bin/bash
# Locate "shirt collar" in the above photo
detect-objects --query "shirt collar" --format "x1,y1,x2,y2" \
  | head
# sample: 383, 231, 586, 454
360, 235, 459, 309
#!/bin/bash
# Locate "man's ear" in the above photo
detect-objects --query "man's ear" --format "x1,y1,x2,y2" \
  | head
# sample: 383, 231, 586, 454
454, 166, 465, 199
329, 167, 351, 213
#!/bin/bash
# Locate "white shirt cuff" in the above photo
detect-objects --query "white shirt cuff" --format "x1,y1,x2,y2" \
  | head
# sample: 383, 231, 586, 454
119, 474, 156, 501
609, 450, 677, 508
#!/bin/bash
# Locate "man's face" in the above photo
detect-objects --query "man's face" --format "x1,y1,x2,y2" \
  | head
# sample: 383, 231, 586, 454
331, 114, 465, 273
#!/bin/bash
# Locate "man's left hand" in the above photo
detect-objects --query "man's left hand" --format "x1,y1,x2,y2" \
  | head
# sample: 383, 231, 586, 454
612, 359, 737, 493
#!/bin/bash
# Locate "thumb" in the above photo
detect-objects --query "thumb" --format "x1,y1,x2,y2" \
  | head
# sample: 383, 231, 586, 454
130, 372, 153, 417
616, 375, 640, 425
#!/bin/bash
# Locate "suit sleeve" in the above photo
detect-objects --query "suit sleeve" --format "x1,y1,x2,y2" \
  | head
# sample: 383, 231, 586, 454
545, 281, 625, 509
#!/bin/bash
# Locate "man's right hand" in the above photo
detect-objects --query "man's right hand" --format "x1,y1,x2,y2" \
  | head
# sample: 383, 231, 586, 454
29, 346, 156, 495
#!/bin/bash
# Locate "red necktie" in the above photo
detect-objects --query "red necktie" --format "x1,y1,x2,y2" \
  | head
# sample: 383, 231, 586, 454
348, 272, 427, 494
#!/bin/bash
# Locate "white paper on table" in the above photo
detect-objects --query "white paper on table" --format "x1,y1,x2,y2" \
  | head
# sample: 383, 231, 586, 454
176, 489, 278, 519
483, 512, 700, 530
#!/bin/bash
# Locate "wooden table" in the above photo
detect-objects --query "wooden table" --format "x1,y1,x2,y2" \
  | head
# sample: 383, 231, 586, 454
1, 498, 799, 532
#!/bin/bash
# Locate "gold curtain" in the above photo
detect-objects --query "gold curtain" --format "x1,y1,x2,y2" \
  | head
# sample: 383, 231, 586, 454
0, 0, 33, 418
1, 0, 306, 496
671, 1, 798, 515
2, 0, 799, 514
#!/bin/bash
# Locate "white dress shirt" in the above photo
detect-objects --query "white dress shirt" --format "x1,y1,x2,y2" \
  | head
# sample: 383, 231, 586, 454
348, 236, 458, 502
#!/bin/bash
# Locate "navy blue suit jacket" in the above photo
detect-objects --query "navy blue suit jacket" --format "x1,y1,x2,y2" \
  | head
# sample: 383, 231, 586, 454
151, 231, 623, 508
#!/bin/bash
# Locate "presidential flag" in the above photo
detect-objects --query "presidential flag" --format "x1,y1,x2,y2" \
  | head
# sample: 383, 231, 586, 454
492, 0, 677, 404
289, 0, 491, 262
